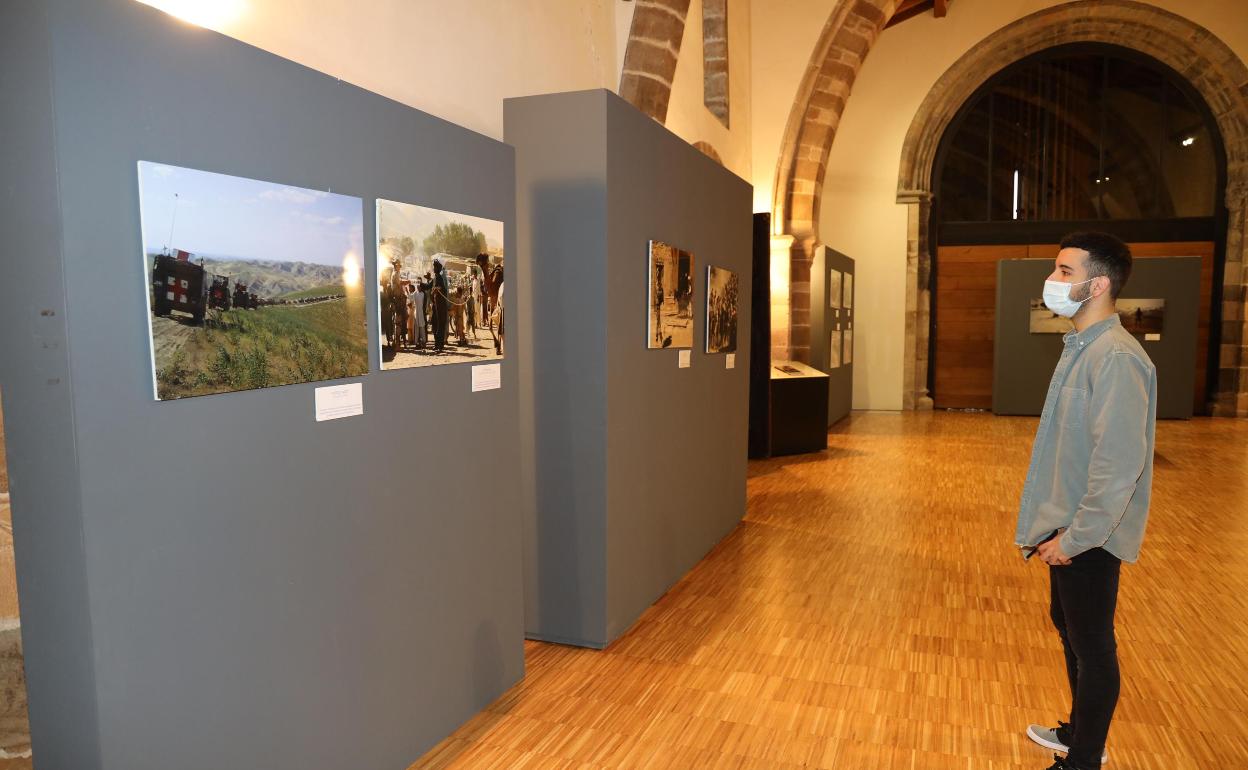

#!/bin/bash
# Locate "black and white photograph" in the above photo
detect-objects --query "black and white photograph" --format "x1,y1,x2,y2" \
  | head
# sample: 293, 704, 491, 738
829, 270, 843, 309
829, 329, 842, 369
648, 240, 695, 349
376, 198, 505, 369
844, 272, 854, 309
844, 326, 853, 365
1118, 299, 1166, 336
705, 265, 739, 354
139, 161, 368, 401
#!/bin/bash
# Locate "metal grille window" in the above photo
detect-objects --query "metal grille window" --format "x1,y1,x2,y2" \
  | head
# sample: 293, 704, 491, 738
937, 47, 1217, 223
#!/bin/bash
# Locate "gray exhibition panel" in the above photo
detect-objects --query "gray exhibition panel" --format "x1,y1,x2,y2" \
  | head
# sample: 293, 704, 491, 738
0, 2, 522, 769
810, 246, 855, 426
993, 257, 1201, 419
506, 90, 752, 648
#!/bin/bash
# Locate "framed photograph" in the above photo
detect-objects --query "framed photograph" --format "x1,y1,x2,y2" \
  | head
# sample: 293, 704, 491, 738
844, 272, 854, 309
844, 327, 853, 365
1029, 297, 1073, 334
829, 330, 842, 369
829, 270, 843, 309
705, 265, 739, 354
1117, 299, 1165, 336
376, 199, 505, 369
648, 240, 694, 349
138, 161, 367, 401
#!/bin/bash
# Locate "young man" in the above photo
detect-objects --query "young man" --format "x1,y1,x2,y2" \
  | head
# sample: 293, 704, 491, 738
1015, 232, 1158, 770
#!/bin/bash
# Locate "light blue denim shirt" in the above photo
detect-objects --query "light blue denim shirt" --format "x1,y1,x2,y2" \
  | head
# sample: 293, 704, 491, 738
1015, 314, 1157, 563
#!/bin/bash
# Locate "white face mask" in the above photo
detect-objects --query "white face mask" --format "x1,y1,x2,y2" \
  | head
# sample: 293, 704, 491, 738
1042, 277, 1096, 318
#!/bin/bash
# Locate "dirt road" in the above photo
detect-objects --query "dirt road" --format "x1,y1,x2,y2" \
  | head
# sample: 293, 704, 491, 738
149, 314, 196, 362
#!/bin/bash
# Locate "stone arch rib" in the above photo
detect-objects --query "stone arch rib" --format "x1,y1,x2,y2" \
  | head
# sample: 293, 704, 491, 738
693, 141, 724, 165
619, 0, 693, 124
770, 0, 899, 360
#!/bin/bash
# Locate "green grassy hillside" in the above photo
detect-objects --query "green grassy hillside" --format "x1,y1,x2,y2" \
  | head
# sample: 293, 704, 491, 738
155, 292, 367, 399
280, 284, 346, 301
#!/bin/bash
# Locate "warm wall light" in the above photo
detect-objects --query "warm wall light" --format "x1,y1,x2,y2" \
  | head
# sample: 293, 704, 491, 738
136, 0, 246, 31
769, 236, 793, 359
342, 253, 362, 289
1181, 136, 1196, 147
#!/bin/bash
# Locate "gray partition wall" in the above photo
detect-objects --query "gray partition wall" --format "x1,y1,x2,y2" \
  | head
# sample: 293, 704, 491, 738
993, 257, 1201, 419
810, 246, 855, 425
506, 90, 752, 648
0, 2, 522, 768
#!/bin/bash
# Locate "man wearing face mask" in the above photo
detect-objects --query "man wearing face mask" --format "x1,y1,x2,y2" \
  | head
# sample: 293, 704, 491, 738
1016, 232, 1157, 770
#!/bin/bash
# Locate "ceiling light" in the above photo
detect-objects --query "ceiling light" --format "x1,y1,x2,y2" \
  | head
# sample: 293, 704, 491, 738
136, 0, 245, 31
1181, 136, 1196, 147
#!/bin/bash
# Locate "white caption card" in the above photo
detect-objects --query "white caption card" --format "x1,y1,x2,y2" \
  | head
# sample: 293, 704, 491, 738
726, 353, 736, 369
472, 363, 502, 392
678, 350, 691, 368
315, 382, 363, 422
1144, 333, 1161, 342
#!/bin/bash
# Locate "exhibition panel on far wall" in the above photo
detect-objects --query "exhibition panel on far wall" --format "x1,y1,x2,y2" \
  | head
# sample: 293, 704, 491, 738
376, 198, 505, 368
138, 162, 367, 401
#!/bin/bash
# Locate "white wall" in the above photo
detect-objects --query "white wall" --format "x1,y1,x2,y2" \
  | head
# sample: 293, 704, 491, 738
615, 0, 637, 84
749, 0, 836, 216
813, 0, 1248, 410
665, 0, 754, 180
177, 0, 618, 141
154, 0, 754, 180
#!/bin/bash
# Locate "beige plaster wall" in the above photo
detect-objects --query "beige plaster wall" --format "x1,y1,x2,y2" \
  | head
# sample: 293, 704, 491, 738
149, 0, 619, 141
749, 0, 837, 216
665, 0, 754, 180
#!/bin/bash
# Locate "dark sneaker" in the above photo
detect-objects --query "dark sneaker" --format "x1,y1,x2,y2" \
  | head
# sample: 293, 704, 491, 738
1045, 753, 1105, 770
1027, 723, 1109, 764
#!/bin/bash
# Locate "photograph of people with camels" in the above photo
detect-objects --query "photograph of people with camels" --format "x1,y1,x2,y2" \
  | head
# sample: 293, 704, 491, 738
376, 198, 505, 369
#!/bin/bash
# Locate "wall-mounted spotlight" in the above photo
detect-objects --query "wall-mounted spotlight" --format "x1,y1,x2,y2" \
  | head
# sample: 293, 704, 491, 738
136, 0, 245, 31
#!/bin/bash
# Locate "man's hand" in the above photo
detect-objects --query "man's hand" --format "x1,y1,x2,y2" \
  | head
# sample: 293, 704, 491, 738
1036, 534, 1072, 566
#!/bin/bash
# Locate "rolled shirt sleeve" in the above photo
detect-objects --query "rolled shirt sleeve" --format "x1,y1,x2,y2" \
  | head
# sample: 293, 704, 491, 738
1059, 351, 1154, 558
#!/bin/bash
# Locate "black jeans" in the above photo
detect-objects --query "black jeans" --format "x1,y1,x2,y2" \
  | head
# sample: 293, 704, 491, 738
1049, 546, 1121, 769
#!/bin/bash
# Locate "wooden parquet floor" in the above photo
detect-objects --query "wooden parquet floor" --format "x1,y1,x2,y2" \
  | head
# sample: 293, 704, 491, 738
412, 412, 1248, 770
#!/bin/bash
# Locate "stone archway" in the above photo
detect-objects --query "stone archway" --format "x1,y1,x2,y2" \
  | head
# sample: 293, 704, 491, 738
896, 0, 1248, 416
770, 0, 898, 360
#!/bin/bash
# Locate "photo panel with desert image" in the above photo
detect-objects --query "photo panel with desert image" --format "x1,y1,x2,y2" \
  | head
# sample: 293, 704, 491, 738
1029, 297, 1073, 334
829, 270, 842, 309
139, 162, 367, 401
376, 199, 504, 369
829, 329, 842, 369
648, 240, 694, 349
1117, 299, 1165, 337
843, 272, 853, 309
844, 325, 853, 366
705, 265, 739, 354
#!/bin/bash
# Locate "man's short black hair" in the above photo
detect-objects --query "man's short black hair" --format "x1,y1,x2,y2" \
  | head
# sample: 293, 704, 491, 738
1059, 231, 1132, 299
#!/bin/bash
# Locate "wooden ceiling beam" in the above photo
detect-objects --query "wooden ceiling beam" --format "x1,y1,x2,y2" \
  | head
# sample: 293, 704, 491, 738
885, 0, 934, 29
